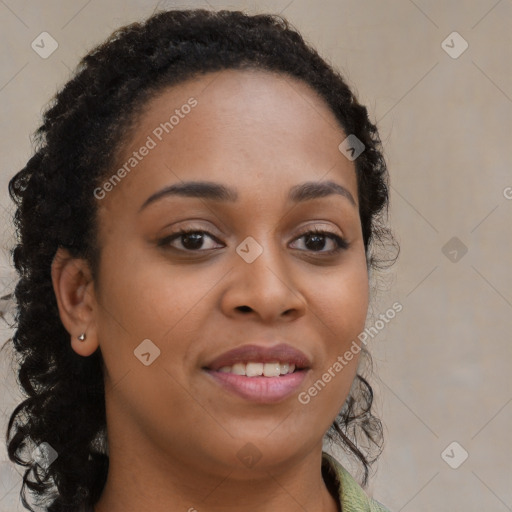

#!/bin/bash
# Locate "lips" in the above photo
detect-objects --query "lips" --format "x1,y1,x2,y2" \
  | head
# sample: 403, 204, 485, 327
204, 343, 311, 372
203, 343, 311, 403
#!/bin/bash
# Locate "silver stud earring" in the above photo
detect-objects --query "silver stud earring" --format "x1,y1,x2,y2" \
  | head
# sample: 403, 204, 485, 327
78, 333, 86, 342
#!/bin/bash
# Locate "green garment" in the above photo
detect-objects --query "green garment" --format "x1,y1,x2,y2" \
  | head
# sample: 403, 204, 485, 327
322, 452, 391, 511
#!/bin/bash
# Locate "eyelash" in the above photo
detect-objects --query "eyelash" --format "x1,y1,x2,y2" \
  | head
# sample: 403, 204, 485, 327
158, 226, 349, 255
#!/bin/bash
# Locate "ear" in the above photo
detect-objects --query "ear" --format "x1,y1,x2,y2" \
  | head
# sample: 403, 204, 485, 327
51, 247, 99, 357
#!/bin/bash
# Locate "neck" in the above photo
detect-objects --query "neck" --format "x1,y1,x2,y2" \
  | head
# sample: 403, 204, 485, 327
93, 431, 338, 512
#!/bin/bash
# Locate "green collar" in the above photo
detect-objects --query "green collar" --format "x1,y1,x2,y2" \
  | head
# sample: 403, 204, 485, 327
322, 452, 391, 512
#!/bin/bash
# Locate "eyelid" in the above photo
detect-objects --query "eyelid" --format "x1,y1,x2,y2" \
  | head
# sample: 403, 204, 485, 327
158, 222, 348, 254
294, 223, 344, 238
290, 225, 348, 252
161, 220, 344, 240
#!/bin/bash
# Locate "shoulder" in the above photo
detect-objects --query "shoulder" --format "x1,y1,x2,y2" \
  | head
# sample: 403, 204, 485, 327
322, 452, 392, 512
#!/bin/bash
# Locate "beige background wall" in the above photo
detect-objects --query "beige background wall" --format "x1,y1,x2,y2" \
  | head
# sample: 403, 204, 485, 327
1, 1, 511, 511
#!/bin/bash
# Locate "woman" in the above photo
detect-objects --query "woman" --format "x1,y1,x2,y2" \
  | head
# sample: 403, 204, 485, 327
5, 8, 396, 512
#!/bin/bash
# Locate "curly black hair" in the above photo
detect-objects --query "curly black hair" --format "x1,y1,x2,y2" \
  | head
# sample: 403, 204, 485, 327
4, 8, 397, 512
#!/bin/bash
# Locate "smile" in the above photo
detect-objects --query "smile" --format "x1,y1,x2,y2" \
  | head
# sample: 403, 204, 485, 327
203, 343, 312, 403
218, 361, 297, 377
205, 368, 309, 403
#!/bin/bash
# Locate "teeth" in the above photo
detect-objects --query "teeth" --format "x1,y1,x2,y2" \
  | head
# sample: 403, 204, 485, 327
246, 362, 263, 377
263, 362, 280, 377
216, 362, 297, 377
232, 363, 246, 375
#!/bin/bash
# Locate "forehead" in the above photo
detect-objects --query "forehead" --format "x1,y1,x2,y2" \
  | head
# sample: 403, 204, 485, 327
101, 68, 356, 210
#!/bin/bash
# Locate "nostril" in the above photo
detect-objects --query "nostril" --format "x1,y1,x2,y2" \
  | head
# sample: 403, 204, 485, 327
236, 305, 252, 313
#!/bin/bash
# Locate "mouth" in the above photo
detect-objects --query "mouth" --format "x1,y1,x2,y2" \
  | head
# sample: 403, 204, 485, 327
216, 361, 299, 377
203, 343, 311, 403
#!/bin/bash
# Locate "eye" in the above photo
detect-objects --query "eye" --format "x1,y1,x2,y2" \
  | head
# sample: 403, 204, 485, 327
289, 227, 348, 254
158, 226, 348, 254
158, 229, 224, 252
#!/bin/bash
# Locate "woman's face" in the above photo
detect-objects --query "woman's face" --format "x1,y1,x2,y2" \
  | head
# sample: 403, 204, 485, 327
90, 69, 369, 474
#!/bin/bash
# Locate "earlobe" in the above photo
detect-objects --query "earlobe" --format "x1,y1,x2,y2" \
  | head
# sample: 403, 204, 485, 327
51, 247, 99, 357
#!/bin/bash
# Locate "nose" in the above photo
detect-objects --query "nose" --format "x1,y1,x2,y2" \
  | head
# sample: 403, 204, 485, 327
220, 237, 307, 324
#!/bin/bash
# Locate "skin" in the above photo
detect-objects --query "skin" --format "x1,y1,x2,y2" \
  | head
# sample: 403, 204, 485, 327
51, 69, 369, 512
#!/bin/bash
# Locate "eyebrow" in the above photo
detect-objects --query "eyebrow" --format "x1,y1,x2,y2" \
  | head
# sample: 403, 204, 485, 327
138, 179, 356, 212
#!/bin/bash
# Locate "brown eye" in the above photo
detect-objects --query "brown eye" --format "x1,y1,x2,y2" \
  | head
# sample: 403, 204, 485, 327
290, 229, 348, 254
159, 229, 224, 252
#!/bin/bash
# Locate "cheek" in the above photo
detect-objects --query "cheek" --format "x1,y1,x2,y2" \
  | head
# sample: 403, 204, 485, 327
95, 249, 225, 377
311, 255, 369, 341
94, 252, 216, 430
97, 248, 213, 334
300, 253, 369, 412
